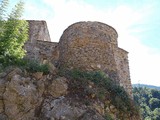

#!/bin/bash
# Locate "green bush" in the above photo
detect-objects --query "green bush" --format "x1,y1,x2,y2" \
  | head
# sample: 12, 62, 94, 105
20, 59, 49, 74
104, 113, 114, 120
0, 58, 49, 75
62, 69, 139, 117
0, 64, 3, 73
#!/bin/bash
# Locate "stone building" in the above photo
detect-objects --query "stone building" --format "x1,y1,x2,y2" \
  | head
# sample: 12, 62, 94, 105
25, 20, 59, 64
25, 20, 132, 96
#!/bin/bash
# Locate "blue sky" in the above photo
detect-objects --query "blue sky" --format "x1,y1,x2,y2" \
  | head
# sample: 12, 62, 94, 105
8, 0, 160, 86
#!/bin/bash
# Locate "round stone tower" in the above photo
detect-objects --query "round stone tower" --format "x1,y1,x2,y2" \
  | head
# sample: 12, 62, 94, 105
58, 21, 119, 81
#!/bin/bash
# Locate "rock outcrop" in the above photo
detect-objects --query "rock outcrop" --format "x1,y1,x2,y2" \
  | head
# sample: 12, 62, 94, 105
0, 67, 67, 120
0, 67, 140, 120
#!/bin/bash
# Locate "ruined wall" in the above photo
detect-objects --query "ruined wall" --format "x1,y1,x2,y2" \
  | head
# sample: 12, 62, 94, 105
25, 41, 59, 64
58, 22, 120, 82
25, 20, 132, 96
27, 20, 51, 42
58, 21, 132, 95
114, 48, 132, 95
25, 20, 59, 65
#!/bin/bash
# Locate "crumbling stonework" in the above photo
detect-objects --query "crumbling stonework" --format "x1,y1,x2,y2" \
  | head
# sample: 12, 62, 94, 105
25, 40, 59, 64
58, 21, 132, 95
25, 20, 59, 64
115, 48, 133, 95
27, 20, 51, 42
25, 20, 132, 96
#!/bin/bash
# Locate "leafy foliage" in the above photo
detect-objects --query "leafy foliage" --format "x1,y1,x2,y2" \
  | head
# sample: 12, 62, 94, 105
9, 0, 24, 19
20, 59, 49, 74
60, 69, 139, 118
0, 0, 9, 20
0, 0, 28, 66
104, 113, 114, 120
133, 87, 160, 120
0, 0, 49, 74
133, 84, 160, 90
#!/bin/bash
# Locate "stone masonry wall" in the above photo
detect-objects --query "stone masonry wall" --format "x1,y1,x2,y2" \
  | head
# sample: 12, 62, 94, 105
25, 20, 59, 65
25, 41, 59, 65
25, 20, 132, 96
58, 22, 119, 82
27, 20, 51, 43
58, 21, 132, 95
114, 48, 132, 95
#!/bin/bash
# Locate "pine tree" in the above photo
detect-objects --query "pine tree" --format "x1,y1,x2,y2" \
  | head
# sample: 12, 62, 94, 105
0, 0, 28, 66
0, 0, 9, 20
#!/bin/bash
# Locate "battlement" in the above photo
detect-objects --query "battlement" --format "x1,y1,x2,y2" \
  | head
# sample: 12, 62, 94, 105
25, 20, 132, 96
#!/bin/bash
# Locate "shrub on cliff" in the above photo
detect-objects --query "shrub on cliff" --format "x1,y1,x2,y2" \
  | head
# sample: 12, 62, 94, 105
21, 59, 49, 74
60, 69, 140, 119
0, 0, 28, 66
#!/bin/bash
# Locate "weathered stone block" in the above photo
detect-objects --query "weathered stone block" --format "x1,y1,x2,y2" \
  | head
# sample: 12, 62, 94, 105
48, 77, 68, 98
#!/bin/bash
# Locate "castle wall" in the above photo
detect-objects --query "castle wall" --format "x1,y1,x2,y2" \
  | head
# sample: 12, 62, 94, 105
114, 48, 132, 95
25, 20, 132, 96
25, 41, 59, 65
58, 22, 120, 82
24, 20, 59, 65
27, 20, 51, 42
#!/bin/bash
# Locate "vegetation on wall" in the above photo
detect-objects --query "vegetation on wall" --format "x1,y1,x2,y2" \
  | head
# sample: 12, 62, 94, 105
19, 59, 49, 74
133, 87, 160, 120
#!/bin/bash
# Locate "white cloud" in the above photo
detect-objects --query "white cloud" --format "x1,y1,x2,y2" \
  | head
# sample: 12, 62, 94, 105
121, 34, 160, 86
23, 0, 53, 20
25, 0, 160, 86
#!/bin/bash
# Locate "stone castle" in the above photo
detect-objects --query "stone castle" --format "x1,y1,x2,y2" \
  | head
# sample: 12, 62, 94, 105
25, 20, 132, 95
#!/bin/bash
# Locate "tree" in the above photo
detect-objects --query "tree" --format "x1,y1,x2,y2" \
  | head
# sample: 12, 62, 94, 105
153, 108, 160, 120
0, 0, 9, 20
133, 87, 160, 120
0, 0, 28, 66
151, 89, 160, 99
149, 98, 160, 110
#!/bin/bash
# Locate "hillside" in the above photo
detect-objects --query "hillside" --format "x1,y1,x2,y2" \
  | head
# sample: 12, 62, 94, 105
132, 84, 160, 90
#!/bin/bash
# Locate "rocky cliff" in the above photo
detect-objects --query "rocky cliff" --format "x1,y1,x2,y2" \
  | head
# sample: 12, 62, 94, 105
0, 66, 140, 120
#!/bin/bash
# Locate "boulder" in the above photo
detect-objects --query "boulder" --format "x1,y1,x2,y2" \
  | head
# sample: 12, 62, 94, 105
48, 77, 68, 98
